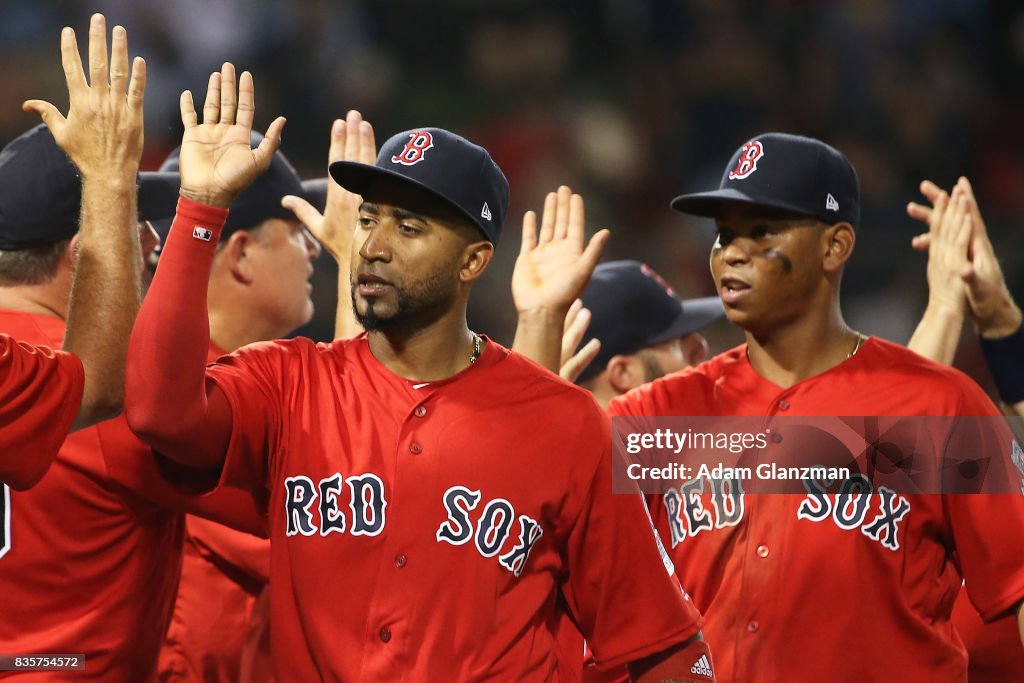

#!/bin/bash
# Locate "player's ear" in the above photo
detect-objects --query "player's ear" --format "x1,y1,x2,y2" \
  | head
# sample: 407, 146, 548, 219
821, 222, 855, 274
459, 240, 494, 284
66, 234, 81, 266
224, 230, 256, 285
607, 355, 641, 393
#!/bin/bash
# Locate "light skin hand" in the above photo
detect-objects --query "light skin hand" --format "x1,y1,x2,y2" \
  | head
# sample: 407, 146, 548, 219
908, 177, 1022, 339
512, 186, 609, 316
511, 186, 609, 373
178, 62, 286, 208
23, 15, 144, 186
282, 109, 376, 340
559, 298, 601, 383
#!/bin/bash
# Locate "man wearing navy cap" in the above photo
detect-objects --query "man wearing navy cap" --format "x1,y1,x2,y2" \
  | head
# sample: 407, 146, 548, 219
126, 64, 714, 682
610, 132, 1024, 681
0, 16, 178, 490
573, 260, 723, 409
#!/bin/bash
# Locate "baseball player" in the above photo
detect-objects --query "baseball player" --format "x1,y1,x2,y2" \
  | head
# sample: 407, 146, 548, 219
608, 132, 1024, 681
570, 260, 723, 408
0, 19, 269, 682
125, 64, 715, 682
154, 125, 344, 683
0, 14, 167, 490
904, 176, 1024, 682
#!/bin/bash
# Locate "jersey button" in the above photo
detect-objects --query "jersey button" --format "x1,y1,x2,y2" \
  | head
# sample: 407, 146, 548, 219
395, 554, 407, 568
379, 626, 392, 643
747, 620, 759, 633
410, 442, 422, 454
777, 399, 790, 411
756, 544, 769, 558
414, 405, 427, 417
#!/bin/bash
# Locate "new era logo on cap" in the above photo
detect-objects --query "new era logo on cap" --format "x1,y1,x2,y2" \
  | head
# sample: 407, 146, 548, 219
481, 202, 492, 221
193, 226, 213, 242
826, 193, 839, 211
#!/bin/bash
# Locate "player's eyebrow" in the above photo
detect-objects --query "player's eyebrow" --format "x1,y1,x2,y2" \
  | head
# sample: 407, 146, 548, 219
390, 207, 430, 224
359, 202, 380, 215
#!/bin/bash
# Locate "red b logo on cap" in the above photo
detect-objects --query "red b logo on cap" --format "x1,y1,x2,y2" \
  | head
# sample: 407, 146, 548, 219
728, 141, 764, 180
391, 131, 434, 166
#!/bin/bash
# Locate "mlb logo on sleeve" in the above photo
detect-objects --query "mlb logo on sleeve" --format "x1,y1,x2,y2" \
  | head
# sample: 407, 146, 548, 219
193, 226, 213, 242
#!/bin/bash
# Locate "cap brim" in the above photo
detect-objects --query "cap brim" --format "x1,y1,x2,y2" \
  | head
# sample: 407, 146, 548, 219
138, 172, 181, 222
649, 296, 725, 344
670, 188, 814, 220
329, 161, 487, 240
300, 178, 329, 213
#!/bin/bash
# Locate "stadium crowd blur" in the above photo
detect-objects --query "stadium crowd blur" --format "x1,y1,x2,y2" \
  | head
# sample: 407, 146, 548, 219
2, 0, 1022, 396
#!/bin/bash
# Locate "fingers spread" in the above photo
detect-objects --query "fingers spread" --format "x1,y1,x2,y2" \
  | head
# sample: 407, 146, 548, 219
520, 210, 538, 255
236, 70, 255, 129
202, 72, 221, 124
22, 100, 65, 133
109, 25, 129, 93
256, 116, 287, 168
127, 57, 146, 111
60, 27, 87, 97
87, 13, 109, 92
219, 62, 238, 125
180, 90, 198, 129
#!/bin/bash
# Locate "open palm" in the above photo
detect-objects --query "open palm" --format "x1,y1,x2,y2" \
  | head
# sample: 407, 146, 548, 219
178, 63, 285, 208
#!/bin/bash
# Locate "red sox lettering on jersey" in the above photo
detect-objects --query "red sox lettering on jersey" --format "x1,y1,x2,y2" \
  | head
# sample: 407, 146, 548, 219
664, 473, 912, 552
611, 338, 1024, 683
284, 477, 545, 577
390, 130, 434, 166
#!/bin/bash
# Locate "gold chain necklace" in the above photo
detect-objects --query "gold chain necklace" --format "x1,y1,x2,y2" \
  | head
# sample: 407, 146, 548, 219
469, 332, 482, 364
848, 332, 866, 359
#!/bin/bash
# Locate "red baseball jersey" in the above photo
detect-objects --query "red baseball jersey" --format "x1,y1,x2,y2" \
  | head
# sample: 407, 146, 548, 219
610, 338, 1024, 682
951, 590, 1024, 683
0, 322, 83, 490
0, 310, 267, 682
203, 333, 703, 681
159, 344, 273, 683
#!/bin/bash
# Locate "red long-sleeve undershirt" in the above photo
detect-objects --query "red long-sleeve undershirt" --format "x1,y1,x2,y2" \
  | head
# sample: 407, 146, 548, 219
125, 197, 234, 470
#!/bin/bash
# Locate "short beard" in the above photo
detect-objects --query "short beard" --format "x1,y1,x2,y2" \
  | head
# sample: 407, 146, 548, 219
636, 348, 667, 384
352, 265, 460, 335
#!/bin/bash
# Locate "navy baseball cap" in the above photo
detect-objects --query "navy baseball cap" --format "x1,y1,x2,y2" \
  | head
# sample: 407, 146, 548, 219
671, 132, 860, 229
152, 130, 318, 242
0, 124, 180, 249
328, 128, 509, 244
577, 260, 724, 383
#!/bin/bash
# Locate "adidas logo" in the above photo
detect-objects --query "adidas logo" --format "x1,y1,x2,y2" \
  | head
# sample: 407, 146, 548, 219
192, 226, 213, 242
690, 654, 713, 678
481, 202, 492, 221
825, 193, 839, 212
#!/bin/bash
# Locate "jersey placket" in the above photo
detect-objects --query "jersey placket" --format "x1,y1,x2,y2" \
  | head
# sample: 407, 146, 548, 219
732, 392, 795, 681
359, 392, 437, 680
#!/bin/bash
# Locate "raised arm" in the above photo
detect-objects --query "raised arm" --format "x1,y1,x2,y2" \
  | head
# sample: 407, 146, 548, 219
511, 186, 608, 372
124, 63, 285, 469
23, 14, 145, 429
908, 177, 1024, 416
281, 109, 376, 340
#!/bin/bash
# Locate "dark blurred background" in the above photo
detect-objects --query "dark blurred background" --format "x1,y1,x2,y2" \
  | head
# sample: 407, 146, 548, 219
3, 0, 1023, 392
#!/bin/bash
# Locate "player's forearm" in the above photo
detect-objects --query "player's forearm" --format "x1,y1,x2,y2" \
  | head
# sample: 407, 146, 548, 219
908, 303, 964, 365
125, 197, 232, 469
65, 176, 141, 429
1017, 601, 1024, 648
512, 307, 568, 373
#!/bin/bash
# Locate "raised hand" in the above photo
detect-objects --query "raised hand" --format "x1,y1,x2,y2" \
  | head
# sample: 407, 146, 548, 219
909, 177, 1021, 338
282, 109, 376, 260
23, 13, 144, 184
282, 109, 376, 339
907, 179, 971, 317
178, 62, 286, 208
559, 299, 601, 383
512, 186, 609, 315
